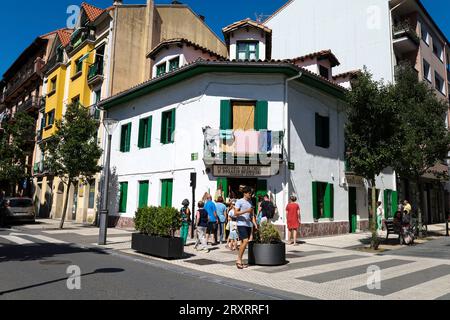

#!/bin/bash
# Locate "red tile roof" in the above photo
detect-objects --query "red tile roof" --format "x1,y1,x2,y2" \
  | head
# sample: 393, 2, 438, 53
57, 29, 73, 47
292, 50, 340, 67
147, 38, 227, 60
222, 18, 272, 34
81, 2, 105, 22
333, 70, 361, 80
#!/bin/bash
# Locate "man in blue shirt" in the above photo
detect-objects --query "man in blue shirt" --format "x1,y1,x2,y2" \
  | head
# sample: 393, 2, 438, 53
205, 195, 218, 245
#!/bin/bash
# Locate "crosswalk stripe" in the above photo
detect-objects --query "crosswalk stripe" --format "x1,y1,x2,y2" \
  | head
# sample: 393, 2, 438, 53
25, 234, 67, 244
0, 235, 34, 245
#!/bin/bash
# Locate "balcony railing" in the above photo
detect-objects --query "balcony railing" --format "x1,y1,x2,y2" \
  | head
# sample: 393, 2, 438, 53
203, 128, 284, 165
17, 96, 44, 113
393, 21, 420, 48
67, 29, 96, 54
4, 59, 45, 98
87, 61, 104, 86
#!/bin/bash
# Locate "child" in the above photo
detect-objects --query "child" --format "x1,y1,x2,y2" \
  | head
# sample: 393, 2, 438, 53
226, 200, 239, 251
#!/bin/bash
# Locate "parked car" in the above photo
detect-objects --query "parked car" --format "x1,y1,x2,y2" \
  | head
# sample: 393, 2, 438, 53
0, 198, 36, 225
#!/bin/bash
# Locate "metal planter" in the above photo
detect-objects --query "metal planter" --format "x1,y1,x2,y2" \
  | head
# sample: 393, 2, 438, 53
132, 233, 184, 260
248, 242, 286, 266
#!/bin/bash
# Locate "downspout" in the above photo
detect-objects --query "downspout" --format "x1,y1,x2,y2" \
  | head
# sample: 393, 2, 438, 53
283, 72, 303, 240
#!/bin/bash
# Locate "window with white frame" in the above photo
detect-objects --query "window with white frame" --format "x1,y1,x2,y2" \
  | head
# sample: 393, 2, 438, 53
156, 62, 167, 77
421, 24, 430, 46
435, 72, 445, 95
432, 41, 444, 62
423, 59, 432, 82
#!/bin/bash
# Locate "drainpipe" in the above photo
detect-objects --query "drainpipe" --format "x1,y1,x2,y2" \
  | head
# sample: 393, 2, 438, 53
283, 72, 303, 240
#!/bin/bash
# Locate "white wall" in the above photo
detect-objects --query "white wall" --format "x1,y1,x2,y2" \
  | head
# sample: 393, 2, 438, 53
229, 28, 267, 61
266, 0, 394, 83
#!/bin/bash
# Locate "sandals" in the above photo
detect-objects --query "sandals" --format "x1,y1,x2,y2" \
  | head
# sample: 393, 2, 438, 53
236, 262, 244, 269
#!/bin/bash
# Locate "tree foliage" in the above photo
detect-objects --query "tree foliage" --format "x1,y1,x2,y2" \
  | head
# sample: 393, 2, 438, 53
43, 103, 102, 228
0, 112, 35, 190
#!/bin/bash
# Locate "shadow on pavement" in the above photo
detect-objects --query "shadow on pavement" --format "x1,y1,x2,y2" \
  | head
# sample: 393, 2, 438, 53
0, 243, 108, 263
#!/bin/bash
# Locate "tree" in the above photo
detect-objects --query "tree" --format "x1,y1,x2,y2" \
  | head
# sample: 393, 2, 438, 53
0, 112, 35, 194
345, 68, 402, 248
43, 103, 102, 229
391, 63, 450, 237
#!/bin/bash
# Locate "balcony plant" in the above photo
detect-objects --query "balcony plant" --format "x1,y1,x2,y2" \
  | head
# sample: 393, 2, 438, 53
248, 222, 286, 266
132, 206, 184, 259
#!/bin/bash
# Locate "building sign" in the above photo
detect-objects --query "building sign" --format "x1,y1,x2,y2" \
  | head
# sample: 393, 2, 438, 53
213, 165, 277, 178
191, 153, 199, 161
346, 174, 365, 187
288, 162, 295, 171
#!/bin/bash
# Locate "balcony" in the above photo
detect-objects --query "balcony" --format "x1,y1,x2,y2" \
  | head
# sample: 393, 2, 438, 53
87, 61, 104, 87
33, 161, 46, 175
392, 21, 420, 55
17, 96, 45, 114
66, 28, 96, 56
4, 59, 45, 99
203, 128, 284, 168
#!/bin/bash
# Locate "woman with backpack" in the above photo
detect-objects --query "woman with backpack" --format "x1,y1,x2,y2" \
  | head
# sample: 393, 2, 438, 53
180, 199, 191, 246
194, 201, 210, 252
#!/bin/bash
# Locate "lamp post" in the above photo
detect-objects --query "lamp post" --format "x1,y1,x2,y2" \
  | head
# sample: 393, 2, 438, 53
98, 117, 119, 245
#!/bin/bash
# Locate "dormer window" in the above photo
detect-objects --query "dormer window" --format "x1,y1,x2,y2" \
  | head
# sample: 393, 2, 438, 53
319, 65, 330, 79
237, 41, 259, 61
169, 57, 180, 72
156, 63, 167, 77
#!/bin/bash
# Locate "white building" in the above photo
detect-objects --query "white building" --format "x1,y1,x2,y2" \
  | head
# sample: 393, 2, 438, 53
265, 0, 450, 224
98, 20, 397, 237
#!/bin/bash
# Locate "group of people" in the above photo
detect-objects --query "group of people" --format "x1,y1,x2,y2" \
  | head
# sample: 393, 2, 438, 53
178, 187, 302, 270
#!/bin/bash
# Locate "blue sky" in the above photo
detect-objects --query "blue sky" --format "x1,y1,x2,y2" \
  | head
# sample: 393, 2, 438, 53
1, 0, 449, 75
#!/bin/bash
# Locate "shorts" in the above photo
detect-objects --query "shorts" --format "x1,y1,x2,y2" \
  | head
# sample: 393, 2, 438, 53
237, 226, 252, 240
207, 222, 217, 234
229, 230, 238, 241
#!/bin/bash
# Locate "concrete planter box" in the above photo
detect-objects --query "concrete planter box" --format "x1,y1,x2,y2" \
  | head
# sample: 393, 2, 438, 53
248, 242, 286, 266
132, 233, 184, 260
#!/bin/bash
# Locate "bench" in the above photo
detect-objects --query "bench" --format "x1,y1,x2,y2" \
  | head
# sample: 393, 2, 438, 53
384, 219, 401, 241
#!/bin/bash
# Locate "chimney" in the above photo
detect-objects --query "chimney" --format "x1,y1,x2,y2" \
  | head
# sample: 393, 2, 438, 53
199, 15, 205, 22
113, 0, 123, 5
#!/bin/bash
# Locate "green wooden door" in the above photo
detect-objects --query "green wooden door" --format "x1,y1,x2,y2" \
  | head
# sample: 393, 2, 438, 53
119, 182, 128, 213
217, 178, 228, 199
324, 183, 334, 218
138, 181, 149, 209
349, 187, 357, 233
161, 179, 173, 208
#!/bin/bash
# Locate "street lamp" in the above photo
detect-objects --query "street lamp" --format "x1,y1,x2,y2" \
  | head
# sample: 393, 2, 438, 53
98, 117, 119, 245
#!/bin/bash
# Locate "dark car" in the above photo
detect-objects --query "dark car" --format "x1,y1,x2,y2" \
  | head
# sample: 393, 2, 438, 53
0, 198, 36, 225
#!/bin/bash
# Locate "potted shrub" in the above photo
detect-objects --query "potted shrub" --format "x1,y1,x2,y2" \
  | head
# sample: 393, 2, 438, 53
132, 206, 184, 259
248, 222, 286, 266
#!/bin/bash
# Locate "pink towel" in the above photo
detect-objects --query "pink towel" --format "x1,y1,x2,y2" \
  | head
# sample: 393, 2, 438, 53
234, 131, 260, 155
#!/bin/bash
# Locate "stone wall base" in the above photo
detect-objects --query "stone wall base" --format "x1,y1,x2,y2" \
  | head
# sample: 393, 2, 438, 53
359, 220, 370, 232
109, 216, 135, 229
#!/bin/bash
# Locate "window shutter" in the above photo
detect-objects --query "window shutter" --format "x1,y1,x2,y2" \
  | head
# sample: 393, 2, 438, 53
138, 119, 145, 149
167, 180, 173, 208
220, 100, 232, 130
146, 116, 153, 148
161, 114, 167, 144
138, 181, 149, 209
312, 181, 318, 219
170, 110, 176, 143
255, 101, 268, 130
391, 190, 398, 218
120, 125, 126, 152
125, 123, 132, 152
161, 180, 167, 208
324, 183, 334, 218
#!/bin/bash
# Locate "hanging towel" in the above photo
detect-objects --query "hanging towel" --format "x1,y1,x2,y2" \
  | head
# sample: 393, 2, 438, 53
235, 131, 260, 155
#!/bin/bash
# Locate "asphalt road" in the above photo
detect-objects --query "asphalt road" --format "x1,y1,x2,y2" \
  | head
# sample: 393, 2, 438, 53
0, 227, 306, 300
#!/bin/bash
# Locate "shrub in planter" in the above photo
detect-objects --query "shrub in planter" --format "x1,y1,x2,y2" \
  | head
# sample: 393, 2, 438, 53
249, 222, 286, 266
132, 206, 184, 259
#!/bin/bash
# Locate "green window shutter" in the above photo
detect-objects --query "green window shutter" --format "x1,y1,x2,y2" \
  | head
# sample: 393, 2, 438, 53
161, 180, 167, 208
324, 183, 334, 218
384, 190, 389, 219
220, 100, 232, 130
391, 191, 398, 218
161, 179, 173, 208
161, 113, 167, 144
138, 119, 145, 148
125, 123, 132, 152
138, 181, 149, 209
255, 101, 268, 130
119, 182, 128, 213
120, 125, 127, 152
146, 116, 153, 148
312, 182, 318, 220
217, 178, 229, 199
170, 110, 176, 143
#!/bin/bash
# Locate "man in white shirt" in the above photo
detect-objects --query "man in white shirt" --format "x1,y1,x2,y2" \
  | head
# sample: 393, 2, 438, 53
234, 186, 256, 269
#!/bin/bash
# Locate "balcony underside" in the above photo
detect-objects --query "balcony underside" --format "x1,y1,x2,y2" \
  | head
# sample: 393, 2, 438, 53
87, 75, 104, 87
393, 35, 419, 55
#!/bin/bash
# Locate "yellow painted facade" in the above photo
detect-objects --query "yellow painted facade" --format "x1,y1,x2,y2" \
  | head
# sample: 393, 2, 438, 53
43, 65, 67, 140
68, 43, 95, 107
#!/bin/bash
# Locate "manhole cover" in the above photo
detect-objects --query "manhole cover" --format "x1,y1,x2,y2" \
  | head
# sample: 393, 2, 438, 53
39, 260, 72, 266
